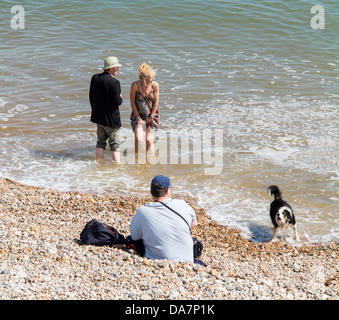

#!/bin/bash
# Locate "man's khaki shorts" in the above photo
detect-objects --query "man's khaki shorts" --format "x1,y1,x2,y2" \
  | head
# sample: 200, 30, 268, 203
96, 124, 121, 151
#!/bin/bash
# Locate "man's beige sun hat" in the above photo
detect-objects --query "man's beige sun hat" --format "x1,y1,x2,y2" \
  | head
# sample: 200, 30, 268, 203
103, 56, 122, 70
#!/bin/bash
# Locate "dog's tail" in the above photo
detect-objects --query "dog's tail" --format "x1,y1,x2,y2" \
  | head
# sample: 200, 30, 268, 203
267, 185, 282, 199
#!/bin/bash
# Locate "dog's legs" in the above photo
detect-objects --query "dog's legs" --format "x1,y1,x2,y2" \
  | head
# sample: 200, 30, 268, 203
271, 227, 279, 242
293, 224, 300, 241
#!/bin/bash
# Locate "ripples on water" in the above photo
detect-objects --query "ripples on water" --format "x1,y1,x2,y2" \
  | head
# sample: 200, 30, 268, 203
1, 0, 338, 243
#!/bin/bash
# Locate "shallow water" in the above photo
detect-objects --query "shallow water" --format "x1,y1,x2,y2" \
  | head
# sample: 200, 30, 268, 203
1, 0, 338, 243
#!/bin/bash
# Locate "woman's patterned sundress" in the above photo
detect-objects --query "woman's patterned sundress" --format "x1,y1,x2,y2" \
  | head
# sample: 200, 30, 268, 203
130, 81, 159, 132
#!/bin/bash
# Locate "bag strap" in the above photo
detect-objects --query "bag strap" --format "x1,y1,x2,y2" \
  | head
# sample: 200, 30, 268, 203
103, 224, 121, 246
158, 201, 191, 231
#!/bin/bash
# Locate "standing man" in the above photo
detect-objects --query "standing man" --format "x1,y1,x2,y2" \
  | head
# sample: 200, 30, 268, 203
130, 175, 198, 262
89, 56, 123, 163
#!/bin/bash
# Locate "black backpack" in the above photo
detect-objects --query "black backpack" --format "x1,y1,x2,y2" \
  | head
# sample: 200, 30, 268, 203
80, 219, 127, 247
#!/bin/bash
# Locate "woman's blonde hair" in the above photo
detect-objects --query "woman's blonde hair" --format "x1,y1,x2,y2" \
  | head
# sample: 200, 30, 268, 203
138, 63, 156, 79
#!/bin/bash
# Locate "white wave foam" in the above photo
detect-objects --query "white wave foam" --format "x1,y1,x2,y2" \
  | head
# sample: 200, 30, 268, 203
0, 98, 7, 108
0, 102, 29, 122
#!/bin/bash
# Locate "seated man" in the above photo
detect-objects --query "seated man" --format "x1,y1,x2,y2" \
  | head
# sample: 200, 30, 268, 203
130, 175, 198, 262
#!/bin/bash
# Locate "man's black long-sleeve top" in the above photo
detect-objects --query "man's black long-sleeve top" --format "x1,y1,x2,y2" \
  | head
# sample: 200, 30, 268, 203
89, 71, 123, 128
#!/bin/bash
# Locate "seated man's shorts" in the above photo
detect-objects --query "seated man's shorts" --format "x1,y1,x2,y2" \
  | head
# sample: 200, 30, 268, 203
96, 124, 121, 152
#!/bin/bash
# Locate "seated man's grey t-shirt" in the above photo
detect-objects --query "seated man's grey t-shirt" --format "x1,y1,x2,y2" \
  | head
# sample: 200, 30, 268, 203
130, 198, 196, 262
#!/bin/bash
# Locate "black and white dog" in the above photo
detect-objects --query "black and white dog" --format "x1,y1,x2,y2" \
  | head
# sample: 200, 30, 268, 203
267, 185, 299, 241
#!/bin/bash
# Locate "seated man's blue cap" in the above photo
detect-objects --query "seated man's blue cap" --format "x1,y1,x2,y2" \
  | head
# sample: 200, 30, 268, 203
151, 175, 171, 189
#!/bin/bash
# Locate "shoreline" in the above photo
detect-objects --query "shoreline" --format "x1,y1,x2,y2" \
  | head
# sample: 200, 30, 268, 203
0, 177, 337, 300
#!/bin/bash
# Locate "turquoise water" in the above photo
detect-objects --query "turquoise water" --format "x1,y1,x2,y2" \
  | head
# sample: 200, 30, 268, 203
1, 1, 338, 243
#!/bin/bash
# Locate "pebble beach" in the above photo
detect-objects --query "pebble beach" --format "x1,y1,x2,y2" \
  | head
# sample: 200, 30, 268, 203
0, 177, 337, 300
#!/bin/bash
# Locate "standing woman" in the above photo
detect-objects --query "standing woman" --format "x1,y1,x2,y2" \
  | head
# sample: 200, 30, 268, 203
130, 63, 159, 155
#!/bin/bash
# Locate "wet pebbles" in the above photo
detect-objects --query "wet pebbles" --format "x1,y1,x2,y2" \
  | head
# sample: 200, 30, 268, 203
0, 177, 337, 300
